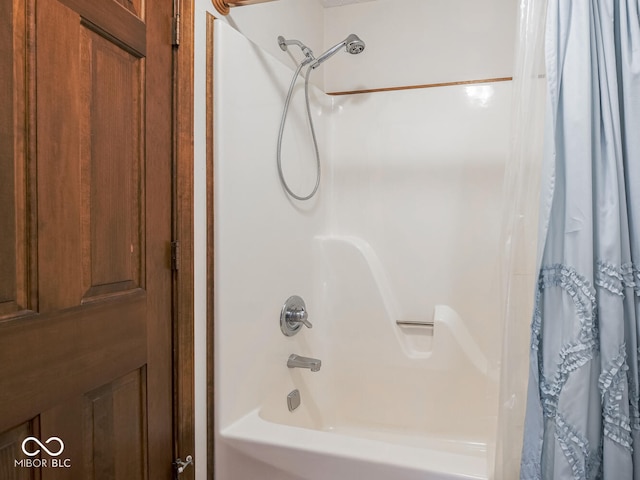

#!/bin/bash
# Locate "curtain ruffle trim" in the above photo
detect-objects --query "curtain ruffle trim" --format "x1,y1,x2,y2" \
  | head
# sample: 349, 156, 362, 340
599, 345, 633, 451
527, 262, 639, 476
555, 413, 602, 480
533, 264, 599, 419
596, 261, 640, 298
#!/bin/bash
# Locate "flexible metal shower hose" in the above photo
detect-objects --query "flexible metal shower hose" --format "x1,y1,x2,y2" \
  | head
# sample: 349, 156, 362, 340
276, 63, 321, 201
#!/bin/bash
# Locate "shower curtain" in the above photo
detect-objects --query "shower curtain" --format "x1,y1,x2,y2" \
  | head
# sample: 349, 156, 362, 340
494, 0, 546, 477
521, 0, 640, 479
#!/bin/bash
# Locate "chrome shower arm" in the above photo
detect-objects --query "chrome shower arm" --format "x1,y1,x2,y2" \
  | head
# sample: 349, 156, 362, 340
278, 36, 315, 61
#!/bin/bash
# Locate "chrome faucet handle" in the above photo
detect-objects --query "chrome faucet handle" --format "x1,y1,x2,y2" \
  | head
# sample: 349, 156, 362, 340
280, 296, 312, 336
290, 308, 312, 329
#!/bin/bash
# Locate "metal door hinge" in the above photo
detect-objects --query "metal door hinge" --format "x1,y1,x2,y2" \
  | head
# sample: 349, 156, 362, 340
172, 14, 180, 46
171, 241, 180, 270
173, 455, 193, 475
172, 0, 181, 46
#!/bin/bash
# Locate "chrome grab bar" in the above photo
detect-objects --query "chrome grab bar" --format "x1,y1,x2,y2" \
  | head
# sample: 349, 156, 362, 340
396, 319, 434, 327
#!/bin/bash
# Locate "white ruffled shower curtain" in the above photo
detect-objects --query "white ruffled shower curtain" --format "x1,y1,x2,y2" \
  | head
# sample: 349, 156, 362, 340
517, 0, 640, 478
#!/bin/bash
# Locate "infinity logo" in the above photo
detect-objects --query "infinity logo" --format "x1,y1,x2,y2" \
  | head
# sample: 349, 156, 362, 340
21, 437, 65, 457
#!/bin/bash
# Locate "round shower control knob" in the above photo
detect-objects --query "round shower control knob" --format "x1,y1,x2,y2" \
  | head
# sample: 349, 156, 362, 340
280, 295, 312, 336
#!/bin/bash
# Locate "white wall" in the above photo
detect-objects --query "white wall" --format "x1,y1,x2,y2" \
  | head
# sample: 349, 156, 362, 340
324, 0, 518, 92
215, 0, 325, 88
327, 82, 511, 361
194, 3, 328, 479
214, 19, 329, 427
208, 0, 518, 94
211, 21, 331, 480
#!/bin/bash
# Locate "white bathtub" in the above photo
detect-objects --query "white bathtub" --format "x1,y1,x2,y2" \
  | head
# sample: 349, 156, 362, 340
222, 406, 487, 480
216, 235, 497, 479
220, 298, 492, 480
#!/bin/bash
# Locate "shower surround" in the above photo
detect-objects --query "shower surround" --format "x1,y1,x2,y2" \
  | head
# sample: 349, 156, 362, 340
213, 20, 511, 480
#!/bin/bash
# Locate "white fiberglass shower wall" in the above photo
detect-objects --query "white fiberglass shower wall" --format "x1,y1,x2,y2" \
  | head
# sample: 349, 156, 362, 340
195, 1, 518, 479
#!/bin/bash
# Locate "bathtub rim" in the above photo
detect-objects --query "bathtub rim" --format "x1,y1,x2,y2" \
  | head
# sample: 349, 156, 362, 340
221, 408, 489, 480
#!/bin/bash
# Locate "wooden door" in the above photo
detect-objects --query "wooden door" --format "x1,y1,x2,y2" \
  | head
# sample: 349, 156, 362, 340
0, 0, 175, 478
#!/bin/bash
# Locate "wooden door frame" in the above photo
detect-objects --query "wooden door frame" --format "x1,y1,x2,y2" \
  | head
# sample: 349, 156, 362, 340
173, 0, 196, 478
205, 14, 215, 479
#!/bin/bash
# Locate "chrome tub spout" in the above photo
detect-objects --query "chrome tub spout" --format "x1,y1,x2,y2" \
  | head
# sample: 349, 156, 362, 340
287, 354, 321, 372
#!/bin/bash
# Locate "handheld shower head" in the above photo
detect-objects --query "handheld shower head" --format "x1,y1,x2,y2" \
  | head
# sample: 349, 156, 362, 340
345, 34, 366, 55
310, 33, 365, 69
275, 32, 366, 201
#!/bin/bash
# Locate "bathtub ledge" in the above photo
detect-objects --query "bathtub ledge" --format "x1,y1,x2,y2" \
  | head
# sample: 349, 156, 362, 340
221, 409, 488, 480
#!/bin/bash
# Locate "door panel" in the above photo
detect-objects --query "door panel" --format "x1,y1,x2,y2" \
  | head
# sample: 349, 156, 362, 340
0, 0, 29, 318
81, 27, 143, 300
0, 423, 35, 480
36, 0, 85, 311
0, 0, 174, 477
82, 369, 147, 480
1, 297, 146, 424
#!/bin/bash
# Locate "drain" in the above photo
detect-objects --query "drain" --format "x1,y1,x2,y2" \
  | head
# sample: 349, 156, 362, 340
287, 389, 301, 412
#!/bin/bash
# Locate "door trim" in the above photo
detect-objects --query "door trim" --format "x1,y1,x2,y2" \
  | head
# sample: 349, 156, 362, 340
173, 0, 196, 477
205, 12, 215, 480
